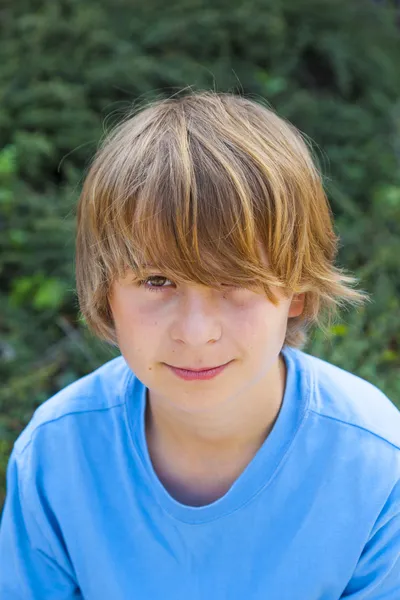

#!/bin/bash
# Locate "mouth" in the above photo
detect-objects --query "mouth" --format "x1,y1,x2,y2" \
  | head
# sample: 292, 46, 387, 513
166, 361, 231, 372
164, 360, 233, 381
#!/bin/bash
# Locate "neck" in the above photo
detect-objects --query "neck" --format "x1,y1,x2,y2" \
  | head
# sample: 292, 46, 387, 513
145, 353, 287, 468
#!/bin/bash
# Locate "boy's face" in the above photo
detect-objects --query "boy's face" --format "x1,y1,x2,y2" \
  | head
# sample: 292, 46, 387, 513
109, 260, 305, 413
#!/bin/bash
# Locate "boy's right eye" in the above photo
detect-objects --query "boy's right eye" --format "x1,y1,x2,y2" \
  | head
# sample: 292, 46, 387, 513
137, 276, 173, 292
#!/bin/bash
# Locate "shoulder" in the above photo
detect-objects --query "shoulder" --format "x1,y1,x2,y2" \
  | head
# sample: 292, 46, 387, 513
289, 347, 400, 452
12, 354, 133, 456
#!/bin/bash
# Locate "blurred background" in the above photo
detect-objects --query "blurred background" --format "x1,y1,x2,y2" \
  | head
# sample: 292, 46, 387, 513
1, 0, 400, 509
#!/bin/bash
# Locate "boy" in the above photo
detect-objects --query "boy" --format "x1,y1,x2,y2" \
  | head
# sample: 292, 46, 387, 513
0, 91, 399, 599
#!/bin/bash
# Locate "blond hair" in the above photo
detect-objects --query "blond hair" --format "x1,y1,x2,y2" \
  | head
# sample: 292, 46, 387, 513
75, 90, 370, 349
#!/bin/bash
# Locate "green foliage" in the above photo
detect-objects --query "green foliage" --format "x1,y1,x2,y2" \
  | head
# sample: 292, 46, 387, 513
1, 0, 400, 507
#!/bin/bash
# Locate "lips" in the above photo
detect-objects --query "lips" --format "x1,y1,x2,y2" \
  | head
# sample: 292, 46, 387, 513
165, 361, 232, 381
167, 361, 230, 372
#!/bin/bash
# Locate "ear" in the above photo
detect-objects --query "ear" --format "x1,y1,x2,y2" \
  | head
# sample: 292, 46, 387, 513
288, 293, 305, 318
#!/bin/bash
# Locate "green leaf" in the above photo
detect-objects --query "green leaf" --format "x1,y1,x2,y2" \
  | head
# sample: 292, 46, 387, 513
0, 145, 17, 179
33, 278, 66, 310
330, 324, 349, 337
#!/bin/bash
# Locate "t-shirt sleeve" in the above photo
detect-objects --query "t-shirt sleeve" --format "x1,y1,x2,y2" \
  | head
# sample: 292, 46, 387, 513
340, 477, 400, 599
0, 446, 82, 599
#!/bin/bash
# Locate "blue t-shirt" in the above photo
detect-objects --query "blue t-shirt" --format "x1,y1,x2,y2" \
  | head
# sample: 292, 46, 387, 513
1, 345, 400, 599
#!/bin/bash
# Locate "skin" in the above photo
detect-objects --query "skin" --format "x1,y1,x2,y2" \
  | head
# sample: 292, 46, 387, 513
109, 259, 305, 505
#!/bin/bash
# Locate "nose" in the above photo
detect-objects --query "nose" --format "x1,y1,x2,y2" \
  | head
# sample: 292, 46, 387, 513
170, 289, 222, 346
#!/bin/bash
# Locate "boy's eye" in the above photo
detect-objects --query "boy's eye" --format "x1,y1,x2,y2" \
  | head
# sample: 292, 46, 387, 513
137, 276, 245, 293
138, 276, 172, 292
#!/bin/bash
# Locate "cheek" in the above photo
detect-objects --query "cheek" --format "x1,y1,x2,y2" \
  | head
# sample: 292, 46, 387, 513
111, 290, 156, 330
232, 300, 287, 345
112, 301, 167, 363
